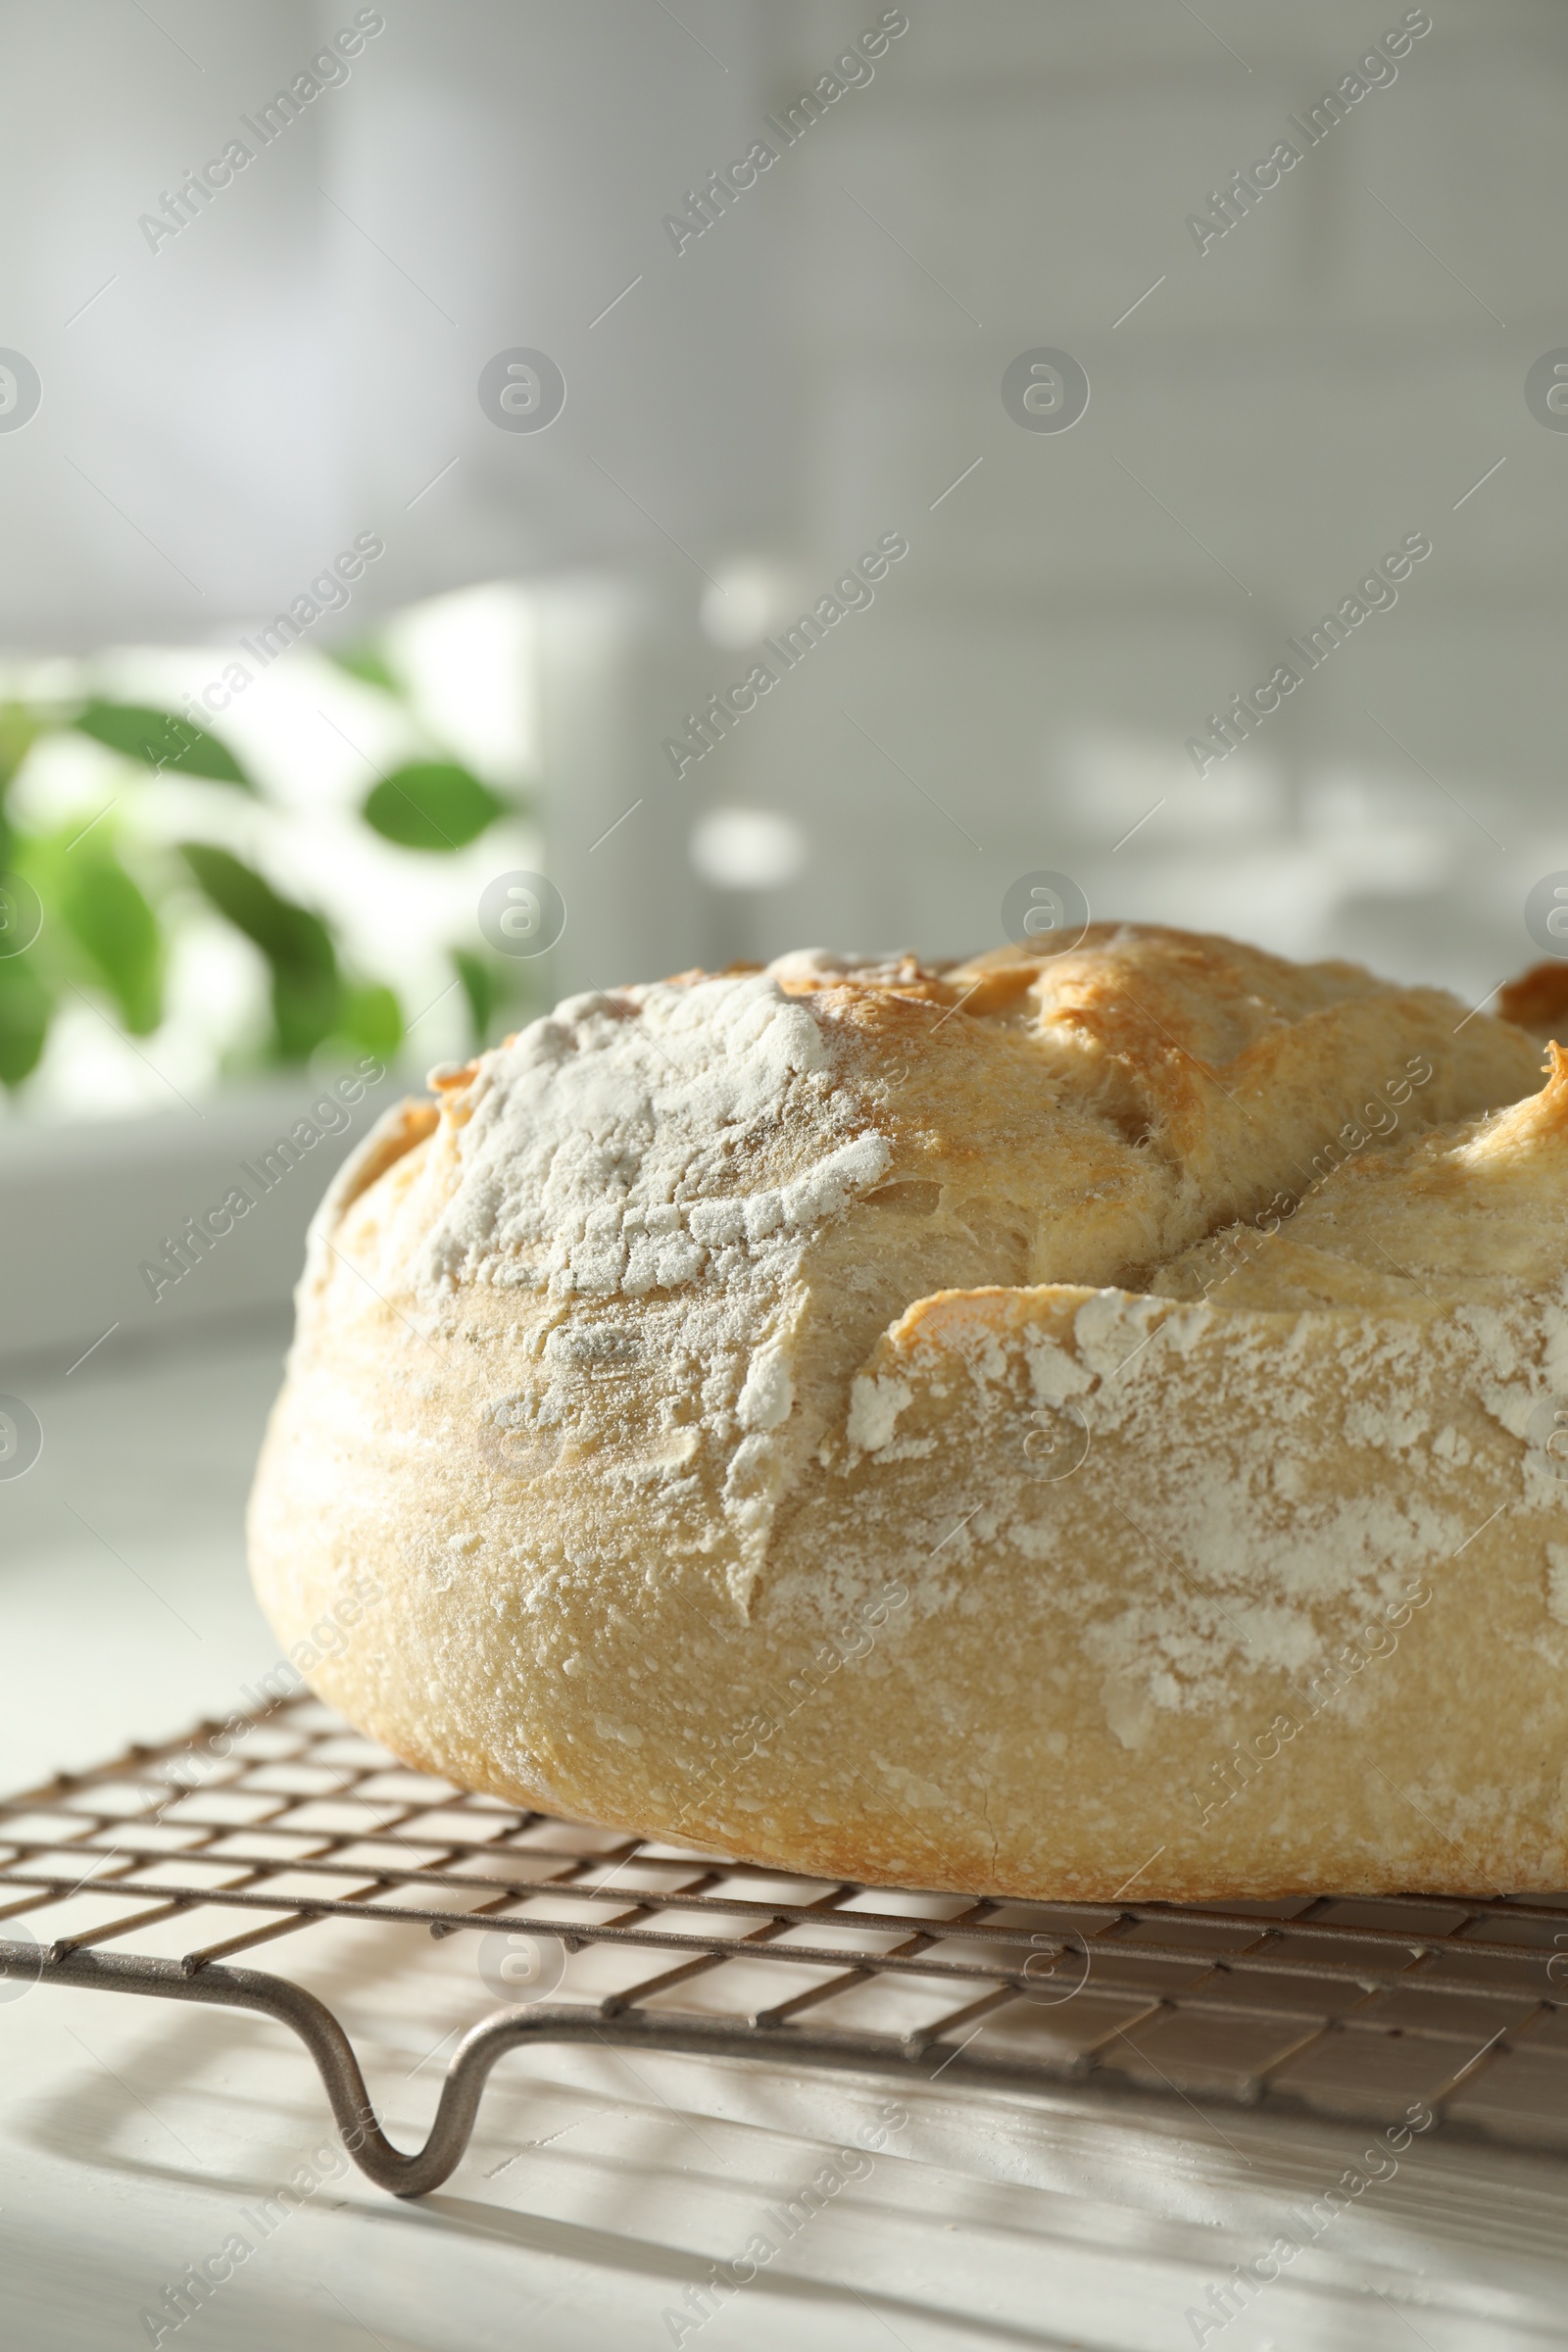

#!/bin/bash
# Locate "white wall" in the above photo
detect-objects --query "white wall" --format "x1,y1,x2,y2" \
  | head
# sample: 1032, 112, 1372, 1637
2, 1, 1563, 1004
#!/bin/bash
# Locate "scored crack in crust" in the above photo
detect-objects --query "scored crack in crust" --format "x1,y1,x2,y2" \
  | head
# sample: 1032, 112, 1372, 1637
247, 922, 1568, 1898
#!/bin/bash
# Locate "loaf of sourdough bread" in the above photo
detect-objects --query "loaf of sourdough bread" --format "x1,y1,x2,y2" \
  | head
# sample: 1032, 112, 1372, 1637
248, 924, 1568, 1897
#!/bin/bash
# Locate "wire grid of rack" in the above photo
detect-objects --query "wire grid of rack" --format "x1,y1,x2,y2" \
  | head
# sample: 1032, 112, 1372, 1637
5, 1691, 1568, 2196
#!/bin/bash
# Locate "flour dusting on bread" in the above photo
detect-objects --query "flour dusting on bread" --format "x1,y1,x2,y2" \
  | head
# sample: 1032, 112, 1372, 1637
416, 972, 890, 1302
250, 923, 1568, 1900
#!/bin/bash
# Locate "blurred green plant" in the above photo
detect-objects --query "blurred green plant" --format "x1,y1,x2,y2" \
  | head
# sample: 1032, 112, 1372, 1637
0, 650, 534, 1092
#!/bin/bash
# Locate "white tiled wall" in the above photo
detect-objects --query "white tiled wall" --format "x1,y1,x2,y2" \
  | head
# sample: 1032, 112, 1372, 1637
4, 1, 1564, 1004
501, 1, 1566, 1003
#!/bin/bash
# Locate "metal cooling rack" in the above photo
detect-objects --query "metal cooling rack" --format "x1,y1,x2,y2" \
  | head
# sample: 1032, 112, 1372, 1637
5, 1691, 1568, 2197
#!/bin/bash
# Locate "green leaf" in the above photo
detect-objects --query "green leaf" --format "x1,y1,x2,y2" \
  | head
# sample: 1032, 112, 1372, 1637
0, 706, 41, 866
74, 702, 253, 788
179, 842, 340, 1060
179, 843, 336, 977
0, 703, 40, 792
270, 966, 342, 1061
362, 761, 506, 852
342, 981, 403, 1056
452, 947, 496, 1048
0, 955, 52, 1088
58, 852, 164, 1035
328, 643, 402, 694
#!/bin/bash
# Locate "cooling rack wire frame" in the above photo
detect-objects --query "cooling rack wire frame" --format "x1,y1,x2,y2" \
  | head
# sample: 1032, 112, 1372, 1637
3, 1692, 1568, 2197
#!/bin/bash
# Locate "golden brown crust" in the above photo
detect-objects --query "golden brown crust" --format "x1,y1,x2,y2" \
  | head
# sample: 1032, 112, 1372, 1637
1497, 958, 1568, 1037
248, 927, 1565, 1898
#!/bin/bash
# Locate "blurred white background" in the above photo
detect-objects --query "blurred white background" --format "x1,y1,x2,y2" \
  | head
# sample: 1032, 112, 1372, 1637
2, 0, 1562, 1081
8, 16, 1568, 2345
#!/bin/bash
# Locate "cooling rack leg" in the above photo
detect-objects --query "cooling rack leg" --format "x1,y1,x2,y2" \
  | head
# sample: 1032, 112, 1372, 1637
0, 1944, 455, 2192
0, 1942, 986, 2199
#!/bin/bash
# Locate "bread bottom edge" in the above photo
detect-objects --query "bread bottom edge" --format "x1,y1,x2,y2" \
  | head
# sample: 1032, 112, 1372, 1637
332, 1698, 1559, 1908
